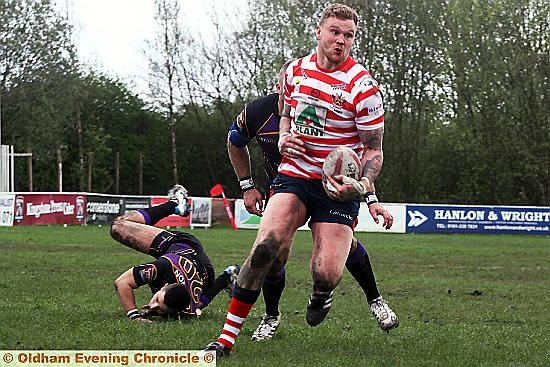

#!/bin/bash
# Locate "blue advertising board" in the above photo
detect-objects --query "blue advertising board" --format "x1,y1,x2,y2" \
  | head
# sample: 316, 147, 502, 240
406, 204, 550, 235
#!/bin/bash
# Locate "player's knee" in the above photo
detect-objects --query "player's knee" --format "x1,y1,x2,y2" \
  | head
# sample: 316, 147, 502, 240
250, 233, 281, 269
110, 216, 126, 240
311, 264, 342, 291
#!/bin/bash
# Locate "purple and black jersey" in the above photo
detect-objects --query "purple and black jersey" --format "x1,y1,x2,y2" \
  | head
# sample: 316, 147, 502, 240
132, 231, 215, 314
228, 93, 282, 188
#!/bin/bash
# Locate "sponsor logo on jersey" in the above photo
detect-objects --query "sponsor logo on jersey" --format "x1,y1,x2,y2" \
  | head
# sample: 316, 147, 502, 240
295, 105, 325, 137
139, 265, 157, 283
332, 93, 345, 106
359, 77, 378, 89
331, 83, 348, 90
368, 103, 382, 115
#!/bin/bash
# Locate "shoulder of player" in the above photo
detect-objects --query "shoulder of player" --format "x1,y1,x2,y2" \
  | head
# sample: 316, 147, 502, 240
286, 54, 312, 77
245, 93, 279, 121
349, 66, 380, 95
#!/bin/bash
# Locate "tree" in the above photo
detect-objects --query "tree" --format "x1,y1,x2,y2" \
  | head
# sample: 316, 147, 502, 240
0, 0, 79, 191
445, 0, 549, 205
148, 0, 187, 184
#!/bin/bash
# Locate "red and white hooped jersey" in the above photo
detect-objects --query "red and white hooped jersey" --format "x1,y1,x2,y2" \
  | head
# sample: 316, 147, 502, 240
279, 53, 385, 180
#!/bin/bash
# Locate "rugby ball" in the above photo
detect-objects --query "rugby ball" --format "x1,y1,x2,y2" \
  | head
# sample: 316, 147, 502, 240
322, 146, 361, 197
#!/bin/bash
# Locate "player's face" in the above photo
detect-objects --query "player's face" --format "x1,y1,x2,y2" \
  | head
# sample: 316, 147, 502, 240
316, 17, 356, 67
143, 285, 173, 316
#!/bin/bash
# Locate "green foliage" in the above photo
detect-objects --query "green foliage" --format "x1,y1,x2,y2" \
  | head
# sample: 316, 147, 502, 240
0, 226, 549, 366
445, 0, 550, 205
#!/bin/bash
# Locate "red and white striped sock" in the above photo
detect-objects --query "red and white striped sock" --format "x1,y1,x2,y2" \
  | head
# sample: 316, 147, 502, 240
217, 297, 254, 349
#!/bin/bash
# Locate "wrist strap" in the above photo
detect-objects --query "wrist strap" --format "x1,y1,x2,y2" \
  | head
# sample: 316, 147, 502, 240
239, 177, 255, 192
127, 309, 141, 320
364, 192, 379, 206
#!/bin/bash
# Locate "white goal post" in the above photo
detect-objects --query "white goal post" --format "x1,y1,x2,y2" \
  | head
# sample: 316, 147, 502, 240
0, 145, 33, 192
0, 144, 13, 192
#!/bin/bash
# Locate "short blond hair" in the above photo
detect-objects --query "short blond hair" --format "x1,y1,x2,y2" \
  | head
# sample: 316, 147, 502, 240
319, 3, 359, 26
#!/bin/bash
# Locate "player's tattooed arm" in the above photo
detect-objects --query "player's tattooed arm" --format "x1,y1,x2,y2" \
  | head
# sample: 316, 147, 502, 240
358, 127, 384, 185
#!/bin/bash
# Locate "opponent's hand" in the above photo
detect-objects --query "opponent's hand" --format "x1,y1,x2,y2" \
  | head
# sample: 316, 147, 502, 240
243, 188, 264, 216
278, 132, 305, 158
368, 202, 393, 230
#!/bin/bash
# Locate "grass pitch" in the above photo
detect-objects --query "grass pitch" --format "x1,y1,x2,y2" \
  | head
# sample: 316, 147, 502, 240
0, 226, 548, 366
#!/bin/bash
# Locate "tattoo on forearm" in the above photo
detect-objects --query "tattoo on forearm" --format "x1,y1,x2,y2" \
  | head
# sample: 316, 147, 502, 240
363, 155, 383, 182
359, 128, 384, 183
362, 128, 383, 150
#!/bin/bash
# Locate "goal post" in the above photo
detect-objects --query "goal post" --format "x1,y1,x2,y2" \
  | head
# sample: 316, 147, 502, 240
0, 145, 33, 192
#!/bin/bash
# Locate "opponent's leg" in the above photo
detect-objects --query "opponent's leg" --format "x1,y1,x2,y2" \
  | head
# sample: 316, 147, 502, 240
345, 237, 399, 331
110, 184, 188, 254
346, 237, 380, 301
110, 215, 162, 254
200, 265, 240, 309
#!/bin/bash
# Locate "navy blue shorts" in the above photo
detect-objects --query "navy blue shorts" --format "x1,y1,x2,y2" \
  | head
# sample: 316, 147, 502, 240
271, 174, 360, 228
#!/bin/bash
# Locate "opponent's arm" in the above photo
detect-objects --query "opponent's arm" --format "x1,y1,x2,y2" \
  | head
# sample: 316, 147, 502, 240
227, 124, 264, 216
114, 268, 151, 322
278, 104, 305, 157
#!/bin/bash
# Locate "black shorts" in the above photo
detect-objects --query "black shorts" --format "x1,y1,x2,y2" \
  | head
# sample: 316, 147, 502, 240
150, 230, 215, 287
271, 174, 360, 228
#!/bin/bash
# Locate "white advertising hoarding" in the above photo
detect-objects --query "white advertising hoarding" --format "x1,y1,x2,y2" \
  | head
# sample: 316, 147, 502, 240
235, 199, 407, 233
0, 193, 15, 226
190, 197, 212, 228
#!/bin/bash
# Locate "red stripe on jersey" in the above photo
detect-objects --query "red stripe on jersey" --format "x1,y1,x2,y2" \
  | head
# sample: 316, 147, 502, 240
281, 158, 319, 175
300, 153, 323, 168
355, 86, 380, 104
325, 110, 350, 122
304, 68, 347, 88
361, 115, 384, 127
299, 85, 334, 106
356, 107, 370, 119
324, 122, 359, 134
280, 167, 323, 181
312, 54, 356, 74
304, 134, 361, 146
